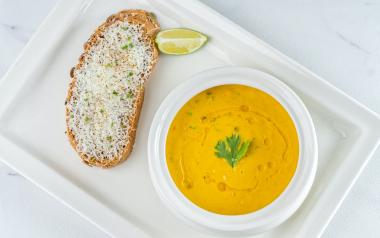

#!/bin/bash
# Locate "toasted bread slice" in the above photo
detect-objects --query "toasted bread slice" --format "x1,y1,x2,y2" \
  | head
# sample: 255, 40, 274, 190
65, 10, 159, 168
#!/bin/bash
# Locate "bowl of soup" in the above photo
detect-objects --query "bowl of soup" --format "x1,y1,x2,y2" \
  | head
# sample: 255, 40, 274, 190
148, 67, 317, 235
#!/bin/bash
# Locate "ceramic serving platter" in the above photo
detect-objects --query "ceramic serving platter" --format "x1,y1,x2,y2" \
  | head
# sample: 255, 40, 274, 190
0, 0, 379, 237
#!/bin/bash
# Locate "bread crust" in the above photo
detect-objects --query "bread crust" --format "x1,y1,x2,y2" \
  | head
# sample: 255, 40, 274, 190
65, 10, 159, 168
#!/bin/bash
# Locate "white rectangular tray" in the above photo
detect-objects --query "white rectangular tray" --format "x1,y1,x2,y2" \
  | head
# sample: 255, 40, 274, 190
0, 0, 379, 237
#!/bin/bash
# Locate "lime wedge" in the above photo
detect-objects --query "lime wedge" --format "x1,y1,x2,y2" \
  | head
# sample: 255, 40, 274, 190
155, 28, 208, 55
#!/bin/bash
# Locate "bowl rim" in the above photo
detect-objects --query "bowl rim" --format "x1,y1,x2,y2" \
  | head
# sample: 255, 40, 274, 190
148, 66, 318, 235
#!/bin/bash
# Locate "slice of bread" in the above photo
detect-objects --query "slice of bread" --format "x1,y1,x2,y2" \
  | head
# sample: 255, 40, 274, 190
65, 10, 159, 168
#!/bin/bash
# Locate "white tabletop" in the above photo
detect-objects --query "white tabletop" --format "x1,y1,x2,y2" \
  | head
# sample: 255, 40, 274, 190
0, 0, 379, 237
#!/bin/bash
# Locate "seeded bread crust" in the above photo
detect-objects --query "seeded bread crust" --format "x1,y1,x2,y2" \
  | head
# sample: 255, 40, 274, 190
66, 10, 159, 168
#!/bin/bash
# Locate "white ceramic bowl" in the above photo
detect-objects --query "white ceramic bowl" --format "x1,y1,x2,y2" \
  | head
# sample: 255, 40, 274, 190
148, 67, 318, 235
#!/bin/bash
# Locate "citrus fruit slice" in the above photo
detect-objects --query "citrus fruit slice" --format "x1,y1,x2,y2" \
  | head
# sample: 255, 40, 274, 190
155, 28, 208, 55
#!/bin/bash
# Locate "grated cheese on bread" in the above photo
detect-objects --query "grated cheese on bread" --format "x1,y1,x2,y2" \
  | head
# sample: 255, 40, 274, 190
65, 10, 159, 168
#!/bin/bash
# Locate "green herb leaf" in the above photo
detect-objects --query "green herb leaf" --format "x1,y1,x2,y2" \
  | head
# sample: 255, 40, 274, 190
126, 90, 134, 98
215, 141, 231, 166
84, 116, 91, 123
121, 44, 129, 50
237, 141, 251, 160
214, 133, 251, 168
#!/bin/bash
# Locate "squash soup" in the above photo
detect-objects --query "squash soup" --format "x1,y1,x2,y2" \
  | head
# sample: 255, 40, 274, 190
166, 84, 299, 215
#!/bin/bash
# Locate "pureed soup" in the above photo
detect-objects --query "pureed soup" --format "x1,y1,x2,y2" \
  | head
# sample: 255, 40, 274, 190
166, 84, 299, 215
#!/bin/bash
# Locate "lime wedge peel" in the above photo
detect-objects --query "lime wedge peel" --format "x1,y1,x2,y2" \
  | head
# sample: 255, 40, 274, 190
155, 28, 208, 55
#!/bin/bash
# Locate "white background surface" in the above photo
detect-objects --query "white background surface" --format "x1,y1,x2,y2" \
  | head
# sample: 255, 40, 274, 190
0, 0, 379, 237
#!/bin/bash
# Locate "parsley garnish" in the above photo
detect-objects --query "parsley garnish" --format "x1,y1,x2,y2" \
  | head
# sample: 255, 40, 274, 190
215, 133, 251, 168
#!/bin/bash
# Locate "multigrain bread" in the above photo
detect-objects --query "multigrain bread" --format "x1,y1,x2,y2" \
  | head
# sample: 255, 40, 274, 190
65, 10, 160, 168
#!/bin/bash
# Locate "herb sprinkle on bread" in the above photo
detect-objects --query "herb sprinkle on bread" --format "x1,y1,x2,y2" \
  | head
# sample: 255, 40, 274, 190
65, 10, 159, 168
